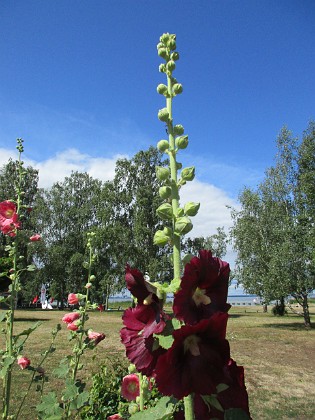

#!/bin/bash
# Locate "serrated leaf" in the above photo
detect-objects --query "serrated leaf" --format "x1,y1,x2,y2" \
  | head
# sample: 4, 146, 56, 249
63, 383, 79, 402
0, 356, 15, 379
131, 396, 177, 419
224, 408, 251, 420
75, 390, 89, 408
36, 392, 63, 417
0, 311, 7, 322
53, 363, 70, 379
27, 264, 36, 271
216, 383, 230, 393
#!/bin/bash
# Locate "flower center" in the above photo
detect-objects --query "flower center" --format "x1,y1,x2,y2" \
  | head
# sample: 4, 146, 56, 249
183, 334, 201, 356
128, 382, 138, 393
5, 209, 14, 218
192, 287, 211, 306
143, 293, 153, 305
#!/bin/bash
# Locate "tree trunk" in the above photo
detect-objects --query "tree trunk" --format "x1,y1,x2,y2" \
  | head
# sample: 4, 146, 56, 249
302, 293, 311, 328
263, 303, 268, 313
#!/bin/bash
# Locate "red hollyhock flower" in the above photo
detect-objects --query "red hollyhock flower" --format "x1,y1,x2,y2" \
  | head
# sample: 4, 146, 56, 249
30, 233, 41, 241
120, 304, 167, 376
88, 330, 106, 345
154, 313, 230, 400
17, 356, 31, 370
125, 265, 159, 305
173, 250, 231, 325
62, 312, 80, 324
68, 293, 79, 305
0, 201, 20, 236
121, 374, 140, 401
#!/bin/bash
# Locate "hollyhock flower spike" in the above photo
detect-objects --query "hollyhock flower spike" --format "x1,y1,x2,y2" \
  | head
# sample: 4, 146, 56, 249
68, 293, 79, 305
173, 249, 231, 325
121, 373, 140, 401
88, 330, 106, 345
17, 356, 31, 370
62, 312, 80, 324
155, 313, 230, 400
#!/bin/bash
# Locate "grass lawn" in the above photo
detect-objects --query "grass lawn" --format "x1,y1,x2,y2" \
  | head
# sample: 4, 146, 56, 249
1, 303, 314, 419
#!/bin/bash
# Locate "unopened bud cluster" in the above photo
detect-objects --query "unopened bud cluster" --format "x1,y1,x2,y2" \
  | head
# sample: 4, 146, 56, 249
154, 33, 200, 249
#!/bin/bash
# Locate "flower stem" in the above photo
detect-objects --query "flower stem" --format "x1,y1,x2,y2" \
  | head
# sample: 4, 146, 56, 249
184, 395, 195, 420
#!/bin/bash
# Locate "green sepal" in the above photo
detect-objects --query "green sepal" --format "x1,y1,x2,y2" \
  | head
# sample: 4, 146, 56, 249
181, 166, 195, 181
159, 186, 172, 199
156, 166, 170, 181
158, 108, 170, 122
182, 253, 194, 265
156, 203, 173, 220
157, 140, 169, 152
175, 135, 188, 149
173, 124, 184, 135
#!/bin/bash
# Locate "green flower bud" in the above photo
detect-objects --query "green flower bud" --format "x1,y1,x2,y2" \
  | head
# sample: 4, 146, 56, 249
128, 364, 137, 373
176, 135, 188, 149
157, 139, 169, 152
160, 33, 170, 44
182, 253, 194, 265
159, 63, 166, 73
176, 162, 183, 170
176, 208, 185, 217
166, 60, 176, 72
156, 42, 164, 50
156, 166, 170, 181
154, 229, 170, 246
184, 201, 200, 216
156, 203, 173, 220
89, 274, 96, 281
128, 403, 139, 415
173, 83, 183, 95
181, 166, 195, 181
167, 38, 176, 50
158, 107, 170, 122
158, 47, 168, 59
174, 124, 184, 135
174, 216, 193, 235
159, 186, 172, 199
157, 84, 168, 95
171, 51, 180, 61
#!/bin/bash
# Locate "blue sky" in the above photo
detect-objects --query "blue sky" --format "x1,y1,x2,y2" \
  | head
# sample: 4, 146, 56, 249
1, 1, 314, 256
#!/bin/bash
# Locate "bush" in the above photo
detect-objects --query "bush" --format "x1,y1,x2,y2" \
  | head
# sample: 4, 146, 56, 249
80, 355, 129, 419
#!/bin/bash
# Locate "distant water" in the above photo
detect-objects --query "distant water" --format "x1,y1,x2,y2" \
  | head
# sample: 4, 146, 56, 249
109, 294, 262, 306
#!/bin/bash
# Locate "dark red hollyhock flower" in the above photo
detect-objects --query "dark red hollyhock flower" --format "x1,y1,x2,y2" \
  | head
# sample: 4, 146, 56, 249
216, 359, 251, 418
125, 265, 159, 305
120, 304, 167, 376
173, 250, 231, 325
155, 313, 230, 400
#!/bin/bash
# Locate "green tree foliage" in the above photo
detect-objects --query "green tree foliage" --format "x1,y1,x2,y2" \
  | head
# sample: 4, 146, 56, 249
183, 227, 228, 260
231, 123, 315, 327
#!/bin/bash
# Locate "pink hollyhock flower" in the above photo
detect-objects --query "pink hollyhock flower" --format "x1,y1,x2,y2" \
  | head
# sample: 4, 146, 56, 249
154, 313, 230, 400
0, 201, 17, 220
88, 330, 106, 345
67, 322, 79, 331
0, 201, 20, 236
68, 293, 79, 305
17, 356, 31, 370
120, 304, 167, 376
121, 374, 140, 401
30, 233, 41, 241
62, 312, 80, 324
125, 265, 159, 305
173, 250, 231, 325
107, 415, 122, 420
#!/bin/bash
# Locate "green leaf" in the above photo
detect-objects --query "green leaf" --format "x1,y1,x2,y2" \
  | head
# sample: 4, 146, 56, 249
154, 333, 174, 350
0, 356, 15, 379
202, 394, 223, 412
216, 383, 230, 393
131, 396, 177, 419
224, 408, 251, 420
26, 264, 36, 271
171, 318, 182, 330
14, 321, 41, 338
53, 363, 70, 379
36, 392, 63, 417
0, 311, 7, 322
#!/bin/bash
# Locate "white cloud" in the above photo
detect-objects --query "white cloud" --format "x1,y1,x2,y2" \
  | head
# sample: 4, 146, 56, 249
21, 148, 128, 188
